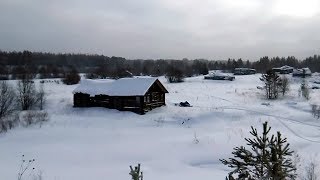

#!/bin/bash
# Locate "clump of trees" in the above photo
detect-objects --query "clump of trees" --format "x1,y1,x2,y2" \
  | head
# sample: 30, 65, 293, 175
260, 71, 291, 99
62, 68, 81, 85
0, 77, 48, 133
165, 65, 185, 83
220, 122, 296, 179
2, 50, 320, 79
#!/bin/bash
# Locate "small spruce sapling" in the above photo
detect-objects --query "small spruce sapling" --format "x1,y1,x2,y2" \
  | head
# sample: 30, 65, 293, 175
129, 164, 143, 180
220, 122, 296, 179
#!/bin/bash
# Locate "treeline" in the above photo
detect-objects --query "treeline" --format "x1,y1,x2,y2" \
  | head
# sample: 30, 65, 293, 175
0, 50, 320, 79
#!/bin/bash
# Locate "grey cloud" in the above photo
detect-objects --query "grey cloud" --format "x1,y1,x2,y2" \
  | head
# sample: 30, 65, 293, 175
0, 0, 320, 60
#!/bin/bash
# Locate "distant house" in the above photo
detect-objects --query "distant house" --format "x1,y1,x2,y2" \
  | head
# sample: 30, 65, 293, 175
73, 77, 168, 114
293, 68, 312, 77
204, 72, 235, 81
272, 65, 294, 74
233, 68, 256, 75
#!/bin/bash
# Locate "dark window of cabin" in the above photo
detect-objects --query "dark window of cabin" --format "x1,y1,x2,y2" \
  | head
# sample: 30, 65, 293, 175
151, 92, 160, 102
144, 95, 150, 103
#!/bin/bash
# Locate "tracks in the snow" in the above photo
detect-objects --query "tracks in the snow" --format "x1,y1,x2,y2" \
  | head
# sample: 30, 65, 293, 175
217, 106, 320, 143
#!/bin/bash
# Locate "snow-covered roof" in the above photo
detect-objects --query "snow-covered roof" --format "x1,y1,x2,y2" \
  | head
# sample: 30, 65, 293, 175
280, 65, 294, 70
273, 65, 294, 70
73, 77, 165, 96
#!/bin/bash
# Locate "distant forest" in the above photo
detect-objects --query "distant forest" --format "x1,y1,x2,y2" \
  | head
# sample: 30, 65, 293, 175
0, 50, 320, 79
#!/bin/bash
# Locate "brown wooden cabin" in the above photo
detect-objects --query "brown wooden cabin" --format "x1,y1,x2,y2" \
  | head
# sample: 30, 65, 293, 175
73, 78, 168, 114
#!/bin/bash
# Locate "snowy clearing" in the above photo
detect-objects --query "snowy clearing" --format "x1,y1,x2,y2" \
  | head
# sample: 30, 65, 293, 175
1, 74, 320, 180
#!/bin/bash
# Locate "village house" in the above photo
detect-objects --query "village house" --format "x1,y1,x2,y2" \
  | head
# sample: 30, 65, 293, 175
72, 77, 168, 114
272, 65, 294, 74
233, 68, 256, 75
293, 67, 312, 77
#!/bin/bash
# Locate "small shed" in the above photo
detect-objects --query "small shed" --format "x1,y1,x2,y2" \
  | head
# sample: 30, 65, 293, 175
73, 77, 168, 114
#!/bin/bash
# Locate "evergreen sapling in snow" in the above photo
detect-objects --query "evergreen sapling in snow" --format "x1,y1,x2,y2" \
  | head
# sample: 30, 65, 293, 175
220, 122, 296, 180
129, 164, 143, 180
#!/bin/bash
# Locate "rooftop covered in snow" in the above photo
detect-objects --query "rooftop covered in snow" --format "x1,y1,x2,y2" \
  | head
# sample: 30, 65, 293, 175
73, 77, 168, 96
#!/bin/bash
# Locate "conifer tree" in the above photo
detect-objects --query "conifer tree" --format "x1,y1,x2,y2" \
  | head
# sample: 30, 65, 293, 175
220, 122, 296, 180
265, 132, 296, 179
260, 70, 281, 99
129, 164, 143, 180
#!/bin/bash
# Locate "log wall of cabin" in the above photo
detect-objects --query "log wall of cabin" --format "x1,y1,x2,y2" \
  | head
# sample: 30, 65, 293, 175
74, 93, 90, 107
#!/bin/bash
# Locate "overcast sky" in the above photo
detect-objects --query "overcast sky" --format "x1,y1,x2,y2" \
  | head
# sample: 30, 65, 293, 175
1, 0, 320, 60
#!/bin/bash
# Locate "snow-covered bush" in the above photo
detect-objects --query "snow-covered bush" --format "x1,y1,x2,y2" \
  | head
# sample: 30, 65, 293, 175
21, 111, 49, 127
301, 79, 310, 100
279, 75, 290, 96
0, 112, 19, 133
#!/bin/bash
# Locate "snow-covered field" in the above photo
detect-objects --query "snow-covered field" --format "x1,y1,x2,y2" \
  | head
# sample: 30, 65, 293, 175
1, 74, 320, 180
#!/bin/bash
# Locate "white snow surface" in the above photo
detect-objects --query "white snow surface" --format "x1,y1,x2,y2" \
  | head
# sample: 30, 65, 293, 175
1, 74, 320, 180
73, 77, 160, 96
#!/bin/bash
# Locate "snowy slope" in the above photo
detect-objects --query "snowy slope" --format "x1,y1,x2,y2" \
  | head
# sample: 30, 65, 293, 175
1, 74, 320, 180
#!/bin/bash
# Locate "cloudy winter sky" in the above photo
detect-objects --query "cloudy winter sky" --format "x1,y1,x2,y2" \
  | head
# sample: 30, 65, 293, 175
0, 0, 320, 60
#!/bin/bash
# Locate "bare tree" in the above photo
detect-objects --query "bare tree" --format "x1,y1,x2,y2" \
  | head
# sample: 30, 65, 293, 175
37, 83, 46, 110
301, 79, 310, 100
0, 81, 16, 119
17, 79, 38, 110
279, 75, 290, 96
304, 161, 318, 180
311, 105, 320, 119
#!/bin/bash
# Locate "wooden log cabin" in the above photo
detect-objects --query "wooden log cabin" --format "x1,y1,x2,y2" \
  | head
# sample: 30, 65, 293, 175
73, 77, 168, 114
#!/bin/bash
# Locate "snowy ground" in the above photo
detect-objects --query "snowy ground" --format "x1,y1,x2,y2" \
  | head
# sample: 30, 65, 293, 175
1, 74, 320, 180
